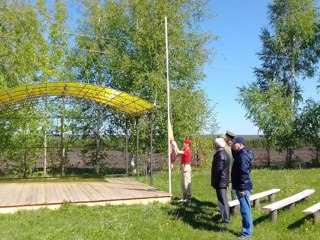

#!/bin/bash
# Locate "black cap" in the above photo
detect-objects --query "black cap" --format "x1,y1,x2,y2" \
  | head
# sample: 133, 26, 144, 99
232, 136, 246, 145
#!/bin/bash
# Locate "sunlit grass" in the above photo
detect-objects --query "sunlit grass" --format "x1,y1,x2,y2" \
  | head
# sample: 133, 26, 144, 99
0, 168, 319, 239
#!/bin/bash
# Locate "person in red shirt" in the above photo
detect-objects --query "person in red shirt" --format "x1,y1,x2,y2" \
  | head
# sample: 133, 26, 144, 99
173, 139, 192, 202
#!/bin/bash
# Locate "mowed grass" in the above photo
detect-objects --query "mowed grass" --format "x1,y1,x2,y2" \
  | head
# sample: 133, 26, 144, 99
0, 168, 319, 240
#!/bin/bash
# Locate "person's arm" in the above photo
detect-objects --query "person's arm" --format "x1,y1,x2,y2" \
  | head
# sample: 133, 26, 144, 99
172, 141, 184, 155
238, 155, 250, 196
215, 154, 223, 186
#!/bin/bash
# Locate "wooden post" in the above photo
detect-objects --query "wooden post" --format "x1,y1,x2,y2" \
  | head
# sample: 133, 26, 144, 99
289, 203, 295, 210
269, 193, 275, 203
253, 199, 260, 208
271, 210, 277, 222
230, 205, 240, 214
313, 212, 319, 223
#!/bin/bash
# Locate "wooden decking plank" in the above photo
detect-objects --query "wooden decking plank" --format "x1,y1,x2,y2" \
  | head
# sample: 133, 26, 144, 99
78, 182, 102, 201
0, 178, 172, 213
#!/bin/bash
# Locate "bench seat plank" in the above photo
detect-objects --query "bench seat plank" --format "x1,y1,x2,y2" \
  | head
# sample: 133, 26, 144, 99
303, 202, 320, 214
228, 188, 280, 208
262, 189, 315, 222
303, 202, 320, 223
263, 189, 315, 212
228, 189, 280, 214
250, 189, 280, 201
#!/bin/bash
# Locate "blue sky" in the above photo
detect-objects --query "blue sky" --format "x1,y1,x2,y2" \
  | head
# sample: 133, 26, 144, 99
203, 0, 320, 135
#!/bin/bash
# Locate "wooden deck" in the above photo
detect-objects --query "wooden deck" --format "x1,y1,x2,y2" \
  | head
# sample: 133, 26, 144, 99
0, 178, 172, 214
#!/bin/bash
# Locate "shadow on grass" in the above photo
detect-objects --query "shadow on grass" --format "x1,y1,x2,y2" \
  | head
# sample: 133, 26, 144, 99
167, 197, 238, 236
253, 213, 271, 225
287, 216, 309, 230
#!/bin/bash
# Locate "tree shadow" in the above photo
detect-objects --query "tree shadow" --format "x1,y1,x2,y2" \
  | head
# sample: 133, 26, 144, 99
167, 197, 238, 236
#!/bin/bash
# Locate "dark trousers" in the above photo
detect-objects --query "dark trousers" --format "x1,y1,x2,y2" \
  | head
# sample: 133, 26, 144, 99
216, 188, 230, 223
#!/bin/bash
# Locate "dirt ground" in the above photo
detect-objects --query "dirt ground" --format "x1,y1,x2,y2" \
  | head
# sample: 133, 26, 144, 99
63, 147, 317, 171
250, 147, 317, 168
1, 147, 317, 176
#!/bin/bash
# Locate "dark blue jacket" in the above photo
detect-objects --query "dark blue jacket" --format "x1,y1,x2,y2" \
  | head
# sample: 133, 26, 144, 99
231, 147, 253, 191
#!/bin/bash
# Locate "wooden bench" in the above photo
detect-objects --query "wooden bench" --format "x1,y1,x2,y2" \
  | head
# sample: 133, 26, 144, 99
262, 189, 315, 222
303, 202, 320, 223
228, 188, 280, 214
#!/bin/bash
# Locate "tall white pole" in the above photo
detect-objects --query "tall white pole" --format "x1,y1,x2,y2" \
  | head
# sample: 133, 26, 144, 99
165, 17, 172, 195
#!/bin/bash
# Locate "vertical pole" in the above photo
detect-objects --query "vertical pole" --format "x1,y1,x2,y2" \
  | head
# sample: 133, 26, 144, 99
43, 130, 47, 175
149, 111, 154, 186
165, 16, 172, 195
43, 97, 48, 176
60, 97, 65, 177
125, 117, 129, 176
95, 104, 101, 174
136, 117, 140, 181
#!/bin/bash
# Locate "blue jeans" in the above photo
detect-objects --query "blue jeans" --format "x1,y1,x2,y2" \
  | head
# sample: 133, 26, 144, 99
236, 190, 253, 237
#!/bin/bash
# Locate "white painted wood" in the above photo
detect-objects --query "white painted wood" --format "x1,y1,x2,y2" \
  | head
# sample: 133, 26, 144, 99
228, 188, 280, 208
303, 202, 320, 214
263, 189, 315, 212
250, 189, 280, 201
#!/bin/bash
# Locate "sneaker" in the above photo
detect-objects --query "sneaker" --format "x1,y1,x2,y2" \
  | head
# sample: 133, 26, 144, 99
221, 220, 231, 224
178, 198, 191, 203
237, 235, 251, 239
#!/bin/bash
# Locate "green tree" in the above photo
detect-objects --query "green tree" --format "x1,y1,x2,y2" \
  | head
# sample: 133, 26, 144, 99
295, 99, 320, 166
238, 82, 292, 166
0, 1, 52, 176
71, 0, 216, 170
0, 1, 72, 177
0, 103, 43, 177
238, 0, 320, 167
0, 0, 217, 176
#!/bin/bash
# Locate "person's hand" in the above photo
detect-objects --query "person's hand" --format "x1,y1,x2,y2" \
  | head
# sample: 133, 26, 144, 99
239, 191, 245, 197
171, 141, 179, 152
171, 140, 177, 148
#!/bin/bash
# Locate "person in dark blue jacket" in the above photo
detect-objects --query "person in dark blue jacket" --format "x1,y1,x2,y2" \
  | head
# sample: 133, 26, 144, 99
231, 136, 254, 239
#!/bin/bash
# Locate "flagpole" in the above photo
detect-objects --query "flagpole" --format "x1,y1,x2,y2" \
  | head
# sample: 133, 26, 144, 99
165, 16, 172, 195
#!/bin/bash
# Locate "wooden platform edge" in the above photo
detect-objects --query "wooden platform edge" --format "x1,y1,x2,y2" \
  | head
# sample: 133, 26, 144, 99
0, 195, 173, 214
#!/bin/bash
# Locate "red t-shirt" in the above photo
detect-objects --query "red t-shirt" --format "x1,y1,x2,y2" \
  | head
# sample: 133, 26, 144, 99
181, 147, 191, 164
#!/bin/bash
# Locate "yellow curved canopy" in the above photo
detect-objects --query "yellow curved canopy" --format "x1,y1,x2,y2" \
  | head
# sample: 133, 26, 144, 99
0, 82, 155, 116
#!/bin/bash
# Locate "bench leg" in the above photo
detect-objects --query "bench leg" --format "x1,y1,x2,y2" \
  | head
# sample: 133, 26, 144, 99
230, 207, 236, 214
230, 205, 239, 215
268, 193, 275, 203
312, 212, 319, 224
230, 206, 235, 215
253, 199, 260, 208
289, 203, 295, 210
271, 210, 277, 222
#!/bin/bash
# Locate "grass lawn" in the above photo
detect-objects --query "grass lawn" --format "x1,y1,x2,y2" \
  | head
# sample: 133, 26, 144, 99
0, 168, 319, 239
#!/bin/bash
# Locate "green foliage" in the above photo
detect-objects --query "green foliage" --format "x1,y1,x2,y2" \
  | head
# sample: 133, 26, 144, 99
239, 81, 293, 150
73, 0, 217, 153
0, 0, 217, 177
0, 0, 72, 177
295, 99, 320, 165
246, 137, 267, 149
0, 1, 47, 87
238, 0, 320, 166
0, 103, 43, 177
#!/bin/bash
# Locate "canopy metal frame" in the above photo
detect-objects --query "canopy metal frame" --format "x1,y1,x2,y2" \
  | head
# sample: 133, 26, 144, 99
0, 82, 156, 185
0, 82, 155, 116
